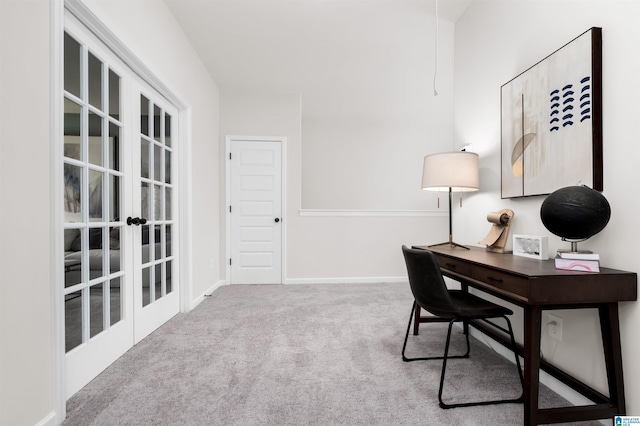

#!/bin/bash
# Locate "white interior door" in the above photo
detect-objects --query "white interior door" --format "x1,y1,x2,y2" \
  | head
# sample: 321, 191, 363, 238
63, 25, 134, 398
229, 138, 283, 284
63, 16, 180, 398
133, 91, 180, 341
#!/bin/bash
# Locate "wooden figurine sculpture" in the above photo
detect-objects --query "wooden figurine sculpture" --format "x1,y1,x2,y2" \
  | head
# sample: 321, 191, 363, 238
479, 209, 514, 253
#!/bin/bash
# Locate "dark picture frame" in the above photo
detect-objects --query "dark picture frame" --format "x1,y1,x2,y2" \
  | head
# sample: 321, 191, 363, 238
501, 27, 602, 198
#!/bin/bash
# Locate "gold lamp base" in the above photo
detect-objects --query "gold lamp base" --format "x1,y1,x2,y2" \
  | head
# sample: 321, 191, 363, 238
428, 235, 470, 250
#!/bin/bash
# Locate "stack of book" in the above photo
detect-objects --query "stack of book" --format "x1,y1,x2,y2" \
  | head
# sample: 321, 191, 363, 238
554, 252, 600, 272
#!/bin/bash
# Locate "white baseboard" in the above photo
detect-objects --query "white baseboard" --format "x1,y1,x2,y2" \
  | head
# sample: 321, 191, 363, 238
469, 327, 611, 426
189, 280, 227, 310
35, 411, 57, 426
285, 276, 407, 285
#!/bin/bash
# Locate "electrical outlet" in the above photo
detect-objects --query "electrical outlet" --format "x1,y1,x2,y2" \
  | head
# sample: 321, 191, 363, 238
548, 314, 563, 341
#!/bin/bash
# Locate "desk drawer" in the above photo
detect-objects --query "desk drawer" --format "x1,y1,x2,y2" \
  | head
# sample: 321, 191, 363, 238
436, 257, 471, 276
471, 266, 529, 297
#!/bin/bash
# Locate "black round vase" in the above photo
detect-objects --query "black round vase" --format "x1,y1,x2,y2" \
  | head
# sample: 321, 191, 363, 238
540, 186, 611, 241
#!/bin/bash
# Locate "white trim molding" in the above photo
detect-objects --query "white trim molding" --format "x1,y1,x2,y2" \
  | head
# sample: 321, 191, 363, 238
299, 209, 447, 217
286, 276, 407, 285
34, 412, 57, 426
51, 0, 66, 422
189, 280, 227, 310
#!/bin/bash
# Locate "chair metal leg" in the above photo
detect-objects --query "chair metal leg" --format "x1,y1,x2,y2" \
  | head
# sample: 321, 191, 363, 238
413, 304, 421, 335
504, 316, 525, 390
438, 316, 524, 409
402, 301, 470, 362
401, 302, 416, 362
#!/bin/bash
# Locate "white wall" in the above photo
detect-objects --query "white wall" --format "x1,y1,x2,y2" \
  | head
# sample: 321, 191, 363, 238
301, 17, 458, 210
0, 1, 54, 424
454, 0, 640, 412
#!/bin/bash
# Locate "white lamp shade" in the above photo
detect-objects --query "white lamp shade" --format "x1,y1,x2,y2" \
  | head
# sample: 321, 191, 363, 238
422, 151, 480, 192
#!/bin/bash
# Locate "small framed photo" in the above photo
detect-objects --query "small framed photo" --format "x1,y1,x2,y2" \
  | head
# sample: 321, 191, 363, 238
513, 235, 549, 260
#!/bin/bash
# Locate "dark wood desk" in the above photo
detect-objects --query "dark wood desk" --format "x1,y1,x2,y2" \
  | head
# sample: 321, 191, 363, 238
413, 245, 637, 425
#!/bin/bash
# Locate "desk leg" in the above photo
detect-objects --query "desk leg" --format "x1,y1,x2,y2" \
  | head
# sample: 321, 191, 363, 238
599, 303, 626, 415
523, 306, 542, 426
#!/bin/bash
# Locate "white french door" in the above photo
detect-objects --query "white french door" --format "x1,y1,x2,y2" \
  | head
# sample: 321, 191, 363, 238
229, 138, 284, 284
63, 16, 179, 398
132, 91, 180, 340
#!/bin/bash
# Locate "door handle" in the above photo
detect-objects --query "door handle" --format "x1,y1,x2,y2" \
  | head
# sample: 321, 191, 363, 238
127, 216, 148, 226
274, 218, 281, 223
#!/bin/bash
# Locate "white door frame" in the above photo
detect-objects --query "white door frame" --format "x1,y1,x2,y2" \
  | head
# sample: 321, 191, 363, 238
225, 136, 287, 285
52, 0, 193, 422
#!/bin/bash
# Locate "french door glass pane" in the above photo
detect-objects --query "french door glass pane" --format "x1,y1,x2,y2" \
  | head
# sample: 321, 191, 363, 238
166, 225, 172, 257
165, 150, 171, 184
154, 144, 161, 181
64, 99, 81, 159
110, 277, 121, 326
155, 263, 163, 300
88, 228, 104, 276
142, 225, 150, 263
88, 52, 103, 110
165, 113, 172, 147
88, 170, 103, 222
89, 283, 104, 338
64, 230, 82, 287
154, 104, 162, 142
64, 33, 81, 98
109, 226, 121, 273
155, 225, 162, 260
88, 112, 102, 166
141, 182, 150, 219
154, 184, 163, 220
64, 163, 82, 216
109, 69, 120, 119
110, 175, 120, 222
166, 260, 172, 294
141, 139, 149, 178
165, 188, 172, 220
65, 290, 82, 352
140, 95, 150, 136
142, 267, 151, 307
109, 122, 121, 171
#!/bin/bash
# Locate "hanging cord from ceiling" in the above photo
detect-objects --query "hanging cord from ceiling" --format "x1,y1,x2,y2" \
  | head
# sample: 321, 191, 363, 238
433, 0, 439, 96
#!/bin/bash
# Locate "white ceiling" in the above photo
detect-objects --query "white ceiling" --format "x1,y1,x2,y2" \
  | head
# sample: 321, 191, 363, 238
165, 0, 473, 94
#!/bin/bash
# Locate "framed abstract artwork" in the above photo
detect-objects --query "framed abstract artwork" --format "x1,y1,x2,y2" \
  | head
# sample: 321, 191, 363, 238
501, 27, 602, 198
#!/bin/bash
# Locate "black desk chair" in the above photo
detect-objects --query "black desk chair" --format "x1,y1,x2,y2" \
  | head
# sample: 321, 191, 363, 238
401, 245, 524, 409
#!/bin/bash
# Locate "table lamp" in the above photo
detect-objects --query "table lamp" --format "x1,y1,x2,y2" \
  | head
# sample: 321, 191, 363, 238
422, 151, 479, 249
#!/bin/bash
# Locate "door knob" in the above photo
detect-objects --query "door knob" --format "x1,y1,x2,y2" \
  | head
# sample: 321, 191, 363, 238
127, 217, 147, 226
274, 218, 281, 223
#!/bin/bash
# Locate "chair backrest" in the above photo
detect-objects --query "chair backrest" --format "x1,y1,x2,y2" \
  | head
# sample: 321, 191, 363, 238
402, 245, 459, 318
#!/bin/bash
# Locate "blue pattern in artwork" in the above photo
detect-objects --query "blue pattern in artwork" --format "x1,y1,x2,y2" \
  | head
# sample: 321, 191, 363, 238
579, 77, 591, 122
549, 76, 591, 131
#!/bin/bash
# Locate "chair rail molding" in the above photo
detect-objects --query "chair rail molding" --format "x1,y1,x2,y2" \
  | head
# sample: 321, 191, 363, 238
298, 209, 446, 217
